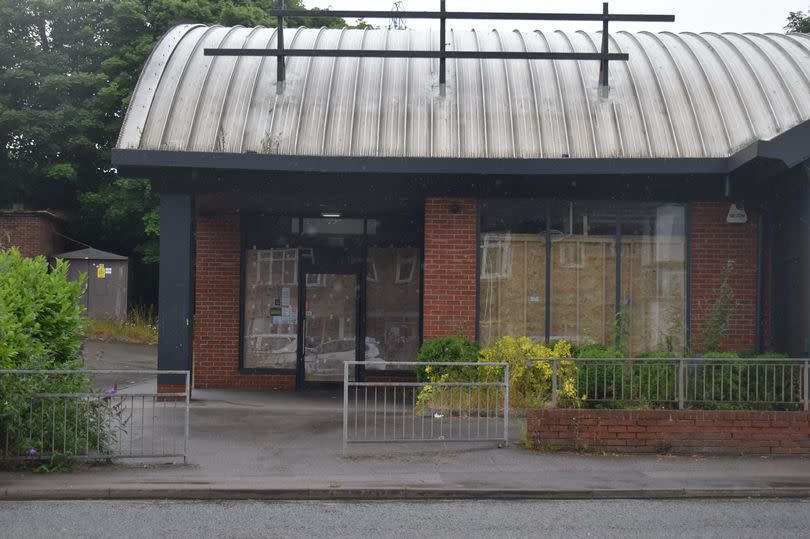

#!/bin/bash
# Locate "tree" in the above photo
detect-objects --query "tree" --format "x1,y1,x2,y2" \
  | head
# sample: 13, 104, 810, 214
786, 7, 810, 32
0, 0, 349, 304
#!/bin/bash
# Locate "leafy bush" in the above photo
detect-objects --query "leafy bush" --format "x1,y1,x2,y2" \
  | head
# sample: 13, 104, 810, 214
1, 358, 122, 465
701, 352, 739, 359
416, 336, 578, 410
0, 248, 85, 368
479, 336, 577, 408
697, 260, 735, 353
0, 248, 120, 465
415, 337, 480, 382
573, 343, 622, 358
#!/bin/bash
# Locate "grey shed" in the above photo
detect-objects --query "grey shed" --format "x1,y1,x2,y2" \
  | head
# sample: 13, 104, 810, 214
56, 247, 129, 320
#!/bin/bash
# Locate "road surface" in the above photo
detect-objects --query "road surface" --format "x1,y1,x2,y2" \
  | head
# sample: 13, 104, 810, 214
2, 499, 809, 538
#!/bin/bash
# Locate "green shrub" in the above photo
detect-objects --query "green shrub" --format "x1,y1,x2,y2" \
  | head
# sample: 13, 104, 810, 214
0, 248, 120, 465
574, 343, 622, 358
0, 248, 85, 368
701, 352, 738, 359
697, 260, 734, 353
415, 337, 480, 382
576, 359, 678, 408
416, 336, 579, 410
637, 350, 677, 358
479, 336, 577, 408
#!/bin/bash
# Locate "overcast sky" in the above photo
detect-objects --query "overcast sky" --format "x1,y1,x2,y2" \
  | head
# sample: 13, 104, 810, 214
318, 1, 808, 34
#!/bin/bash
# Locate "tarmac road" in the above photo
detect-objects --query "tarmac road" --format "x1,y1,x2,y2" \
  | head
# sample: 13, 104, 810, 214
2, 499, 810, 538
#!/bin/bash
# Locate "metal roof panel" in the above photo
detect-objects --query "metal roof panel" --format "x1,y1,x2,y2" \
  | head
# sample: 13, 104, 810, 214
117, 26, 810, 161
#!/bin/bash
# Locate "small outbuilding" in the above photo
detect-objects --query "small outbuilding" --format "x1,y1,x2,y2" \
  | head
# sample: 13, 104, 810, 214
56, 247, 129, 320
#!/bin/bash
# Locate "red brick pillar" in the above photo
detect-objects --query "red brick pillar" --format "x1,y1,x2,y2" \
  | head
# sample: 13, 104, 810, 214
193, 214, 242, 388
689, 202, 759, 352
423, 198, 478, 340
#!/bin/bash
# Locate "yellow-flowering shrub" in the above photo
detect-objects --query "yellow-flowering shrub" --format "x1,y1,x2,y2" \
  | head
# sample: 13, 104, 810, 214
415, 336, 580, 412
479, 337, 578, 409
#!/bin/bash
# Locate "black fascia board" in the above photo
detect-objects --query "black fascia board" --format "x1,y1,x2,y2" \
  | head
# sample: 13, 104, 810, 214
267, 9, 674, 23
113, 150, 729, 176
112, 119, 810, 177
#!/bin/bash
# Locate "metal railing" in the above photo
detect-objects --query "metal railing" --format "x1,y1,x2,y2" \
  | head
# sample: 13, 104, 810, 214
342, 361, 509, 453
205, 1, 674, 88
0, 370, 190, 463
534, 358, 810, 410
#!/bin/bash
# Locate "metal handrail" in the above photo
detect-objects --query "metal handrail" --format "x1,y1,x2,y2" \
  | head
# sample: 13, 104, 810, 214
1, 369, 191, 463
204, 1, 674, 87
528, 358, 810, 411
0, 369, 191, 374
342, 361, 509, 453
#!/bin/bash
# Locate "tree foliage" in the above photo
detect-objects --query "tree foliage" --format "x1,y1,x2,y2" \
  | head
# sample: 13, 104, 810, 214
786, 7, 810, 32
0, 0, 350, 302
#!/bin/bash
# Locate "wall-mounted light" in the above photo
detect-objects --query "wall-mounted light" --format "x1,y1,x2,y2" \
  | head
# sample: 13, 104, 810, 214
321, 212, 341, 218
727, 203, 747, 224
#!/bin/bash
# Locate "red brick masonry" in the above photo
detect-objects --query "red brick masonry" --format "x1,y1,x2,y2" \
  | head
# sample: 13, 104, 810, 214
0, 210, 65, 258
689, 202, 759, 352
422, 198, 478, 340
527, 409, 810, 456
193, 213, 295, 390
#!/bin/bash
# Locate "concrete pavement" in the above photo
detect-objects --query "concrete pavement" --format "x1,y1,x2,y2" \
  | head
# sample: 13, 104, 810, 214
4, 342, 809, 500
2, 387, 810, 500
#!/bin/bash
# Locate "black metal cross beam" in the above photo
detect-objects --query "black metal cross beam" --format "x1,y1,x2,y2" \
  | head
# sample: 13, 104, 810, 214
203, 1, 674, 89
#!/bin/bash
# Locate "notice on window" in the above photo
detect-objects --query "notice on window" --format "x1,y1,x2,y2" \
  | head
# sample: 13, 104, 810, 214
97, 264, 106, 279
281, 287, 291, 306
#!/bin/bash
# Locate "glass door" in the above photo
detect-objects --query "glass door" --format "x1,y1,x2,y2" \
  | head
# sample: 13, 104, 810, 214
302, 272, 359, 383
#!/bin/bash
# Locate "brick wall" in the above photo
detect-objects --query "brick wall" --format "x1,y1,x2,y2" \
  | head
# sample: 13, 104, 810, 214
423, 198, 478, 340
193, 213, 295, 390
527, 409, 810, 456
689, 202, 759, 352
0, 211, 64, 258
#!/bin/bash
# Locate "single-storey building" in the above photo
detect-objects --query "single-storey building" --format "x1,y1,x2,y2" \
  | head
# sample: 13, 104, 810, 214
0, 209, 66, 258
113, 23, 810, 390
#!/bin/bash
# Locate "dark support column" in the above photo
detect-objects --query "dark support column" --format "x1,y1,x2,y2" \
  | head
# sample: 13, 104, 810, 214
755, 211, 764, 354
806, 163, 810, 356
158, 193, 194, 388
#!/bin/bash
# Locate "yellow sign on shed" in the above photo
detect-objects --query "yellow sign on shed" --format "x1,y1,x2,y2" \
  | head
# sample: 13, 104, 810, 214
97, 264, 106, 279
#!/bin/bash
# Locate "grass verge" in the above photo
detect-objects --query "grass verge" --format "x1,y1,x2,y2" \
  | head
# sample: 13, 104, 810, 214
84, 307, 157, 345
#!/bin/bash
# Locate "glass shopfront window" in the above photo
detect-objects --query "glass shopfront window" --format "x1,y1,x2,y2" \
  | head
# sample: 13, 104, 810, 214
549, 202, 617, 347
620, 204, 686, 355
242, 214, 421, 373
365, 246, 421, 368
243, 247, 300, 369
479, 200, 547, 344
480, 200, 687, 355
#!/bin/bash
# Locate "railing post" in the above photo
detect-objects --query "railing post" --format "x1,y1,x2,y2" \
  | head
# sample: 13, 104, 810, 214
276, 0, 285, 85
804, 360, 809, 412
678, 359, 685, 410
503, 363, 509, 446
342, 361, 349, 455
183, 370, 190, 464
439, 0, 446, 87
551, 359, 558, 408
598, 1, 609, 88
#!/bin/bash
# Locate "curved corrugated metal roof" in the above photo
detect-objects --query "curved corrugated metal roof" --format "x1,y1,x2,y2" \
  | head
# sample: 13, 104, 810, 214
116, 25, 810, 161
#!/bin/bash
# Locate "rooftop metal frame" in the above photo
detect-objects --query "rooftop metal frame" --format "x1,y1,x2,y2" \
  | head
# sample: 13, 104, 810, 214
203, 1, 674, 88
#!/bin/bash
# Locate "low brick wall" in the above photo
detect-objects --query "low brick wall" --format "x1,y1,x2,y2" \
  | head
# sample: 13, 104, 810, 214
527, 409, 810, 456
